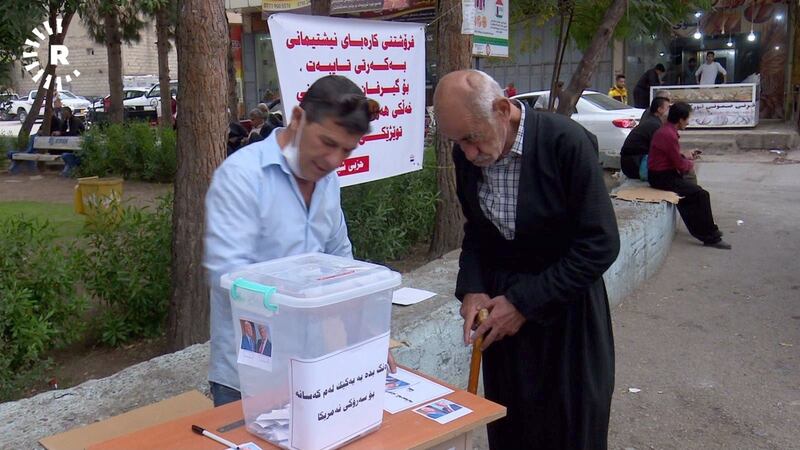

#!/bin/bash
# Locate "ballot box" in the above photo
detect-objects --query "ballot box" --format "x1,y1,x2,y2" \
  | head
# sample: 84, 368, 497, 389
221, 253, 401, 450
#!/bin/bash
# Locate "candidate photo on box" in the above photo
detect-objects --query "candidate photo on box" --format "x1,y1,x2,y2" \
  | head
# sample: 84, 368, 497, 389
255, 323, 272, 357
240, 319, 257, 352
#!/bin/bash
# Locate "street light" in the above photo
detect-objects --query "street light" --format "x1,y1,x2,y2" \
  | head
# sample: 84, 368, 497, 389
694, 11, 702, 18
693, 30, 702, 40
775, 14, 783, 21
747, 31, 756, 42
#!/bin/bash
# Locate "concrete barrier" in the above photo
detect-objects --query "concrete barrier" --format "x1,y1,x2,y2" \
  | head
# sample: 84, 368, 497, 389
0, 199, 675, 449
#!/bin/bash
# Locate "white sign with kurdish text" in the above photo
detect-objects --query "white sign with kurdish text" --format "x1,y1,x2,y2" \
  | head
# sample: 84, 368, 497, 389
269, 14, 426, 186
289, 332, 389, 450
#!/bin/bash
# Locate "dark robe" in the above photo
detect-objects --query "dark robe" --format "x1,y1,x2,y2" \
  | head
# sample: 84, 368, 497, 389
633, 68, 661, 109
453, 106, 620, 450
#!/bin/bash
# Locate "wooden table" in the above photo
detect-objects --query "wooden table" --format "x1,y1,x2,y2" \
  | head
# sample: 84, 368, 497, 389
89, 372, 505, 450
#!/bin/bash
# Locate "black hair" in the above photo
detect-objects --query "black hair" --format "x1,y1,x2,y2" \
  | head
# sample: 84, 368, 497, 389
706, 51, 715, 57
667, 102, 692, 124
655, 63, 666, 72
299, 75, 371, 135
616, 74, 625, 80
649, 97, 670, 114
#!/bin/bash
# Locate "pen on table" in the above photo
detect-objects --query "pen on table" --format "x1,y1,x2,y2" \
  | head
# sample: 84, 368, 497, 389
191, 424, 240, 449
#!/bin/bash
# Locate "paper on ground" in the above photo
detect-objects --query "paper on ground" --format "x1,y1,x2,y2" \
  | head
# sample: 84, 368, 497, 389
384, 367, 453, 414
392, 287, 436, 306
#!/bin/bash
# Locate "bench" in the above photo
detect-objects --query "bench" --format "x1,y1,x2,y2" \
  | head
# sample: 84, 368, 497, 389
8, 135, 82, 176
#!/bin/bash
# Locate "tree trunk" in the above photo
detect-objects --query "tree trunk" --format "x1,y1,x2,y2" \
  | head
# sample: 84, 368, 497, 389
156, 4, 173, 129
41, 12, 59, 136
226, 18, 239, 123
167, 0, 228, 351
41, 81, 56, 136
556, 0, 627, 117
18, 11, 74, 143
428, 0, 470, 259
105, 11, 125, 124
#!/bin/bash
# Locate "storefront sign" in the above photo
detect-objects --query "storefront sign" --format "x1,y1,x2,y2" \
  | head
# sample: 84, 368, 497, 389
269, 13, 426, 186
472, 0, 509, 57
262, 0, 310, 12
652, 83, 759, 128
331, 0, 384, 14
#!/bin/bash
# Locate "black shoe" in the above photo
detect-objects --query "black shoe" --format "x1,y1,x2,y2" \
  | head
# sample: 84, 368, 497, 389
704, 239, 732, 250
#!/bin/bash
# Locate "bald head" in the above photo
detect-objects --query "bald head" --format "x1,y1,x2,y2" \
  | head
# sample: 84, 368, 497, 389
434, 70, 504, 120
433, 70, 520, 168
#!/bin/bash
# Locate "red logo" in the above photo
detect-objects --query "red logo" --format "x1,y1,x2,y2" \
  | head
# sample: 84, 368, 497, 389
337, 156, 370, 176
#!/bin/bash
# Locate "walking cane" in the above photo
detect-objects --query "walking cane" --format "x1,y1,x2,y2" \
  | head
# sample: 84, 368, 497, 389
467, 308, 490, 395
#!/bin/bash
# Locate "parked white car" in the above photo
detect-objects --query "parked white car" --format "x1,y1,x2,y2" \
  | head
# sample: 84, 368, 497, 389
512, 90, 645, 156
11, 89, 92, 123
92, 87, 149, 112
124, 80, 178, 112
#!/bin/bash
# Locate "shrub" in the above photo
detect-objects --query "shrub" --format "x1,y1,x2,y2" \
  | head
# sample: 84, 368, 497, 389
0, 134, 15, 170
79, 194, 173, 346
0, 217, 87, 401
77, 123, 176, 182
342, 148, 438, 263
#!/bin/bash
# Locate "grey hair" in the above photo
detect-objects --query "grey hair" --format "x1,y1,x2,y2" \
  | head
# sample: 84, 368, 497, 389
654, 90, 671, 99
466, 70, 505, 119
248, 108, 265, 120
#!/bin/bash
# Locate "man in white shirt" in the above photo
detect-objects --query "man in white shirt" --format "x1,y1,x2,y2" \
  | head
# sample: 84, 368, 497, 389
695, 51, 727, 85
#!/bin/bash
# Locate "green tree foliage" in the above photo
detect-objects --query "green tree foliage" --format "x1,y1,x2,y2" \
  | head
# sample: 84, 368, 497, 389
0, 1, 45, 63
511, 0, 713, 50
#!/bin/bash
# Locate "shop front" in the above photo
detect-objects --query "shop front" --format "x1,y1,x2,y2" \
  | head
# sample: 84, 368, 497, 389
625, 0, 792, 122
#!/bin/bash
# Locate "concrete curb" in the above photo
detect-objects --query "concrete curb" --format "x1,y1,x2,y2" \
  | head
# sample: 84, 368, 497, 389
0, 199, 676, 449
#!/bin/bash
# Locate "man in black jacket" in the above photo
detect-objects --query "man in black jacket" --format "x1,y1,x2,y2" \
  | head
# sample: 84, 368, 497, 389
56, 107, 85, 136
620, 96, 670, 179
633, 63, 665, 109
434, 70, 620, 450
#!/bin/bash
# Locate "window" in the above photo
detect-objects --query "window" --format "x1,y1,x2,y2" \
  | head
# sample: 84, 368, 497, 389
582, 93, 630, 111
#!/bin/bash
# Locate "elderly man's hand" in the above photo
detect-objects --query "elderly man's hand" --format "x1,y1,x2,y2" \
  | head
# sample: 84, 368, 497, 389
473, 295, 526, 351
461, 293, 492, 345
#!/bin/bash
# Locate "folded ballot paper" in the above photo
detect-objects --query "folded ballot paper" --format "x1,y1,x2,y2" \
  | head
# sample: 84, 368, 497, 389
252, 405, 291, 446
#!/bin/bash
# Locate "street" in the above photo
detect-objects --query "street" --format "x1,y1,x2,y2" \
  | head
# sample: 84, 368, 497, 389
0, 120, 40, 136
609, 152, 800, 449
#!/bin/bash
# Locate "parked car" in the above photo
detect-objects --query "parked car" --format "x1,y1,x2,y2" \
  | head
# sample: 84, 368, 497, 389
124, 80, 178, 112
10, 89, 91, 123
1, 92, 19, 121
512, 90, 645, 155
92, 87, 149, 112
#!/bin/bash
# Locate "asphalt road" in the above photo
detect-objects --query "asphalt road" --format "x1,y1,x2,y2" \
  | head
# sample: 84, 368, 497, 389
609, 151, 800, 450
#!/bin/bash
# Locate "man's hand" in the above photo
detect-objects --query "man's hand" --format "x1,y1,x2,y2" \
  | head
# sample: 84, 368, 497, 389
461, 293, 491, 345
473, 296, 526, 351
681, 150, 696, 160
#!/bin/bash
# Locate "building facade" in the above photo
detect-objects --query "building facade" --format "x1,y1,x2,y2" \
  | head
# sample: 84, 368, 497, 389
12, 18, 178, 97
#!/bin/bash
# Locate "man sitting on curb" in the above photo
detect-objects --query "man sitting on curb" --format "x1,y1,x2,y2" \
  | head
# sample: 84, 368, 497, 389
620, 96, 670, 180
648, 102, 731, 250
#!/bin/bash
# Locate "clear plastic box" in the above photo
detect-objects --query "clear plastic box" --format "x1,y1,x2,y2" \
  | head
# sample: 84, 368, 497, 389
220, 253, 401, 450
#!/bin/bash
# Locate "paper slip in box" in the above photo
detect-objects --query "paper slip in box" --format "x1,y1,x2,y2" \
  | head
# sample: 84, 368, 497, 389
39, 390, 212, 450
